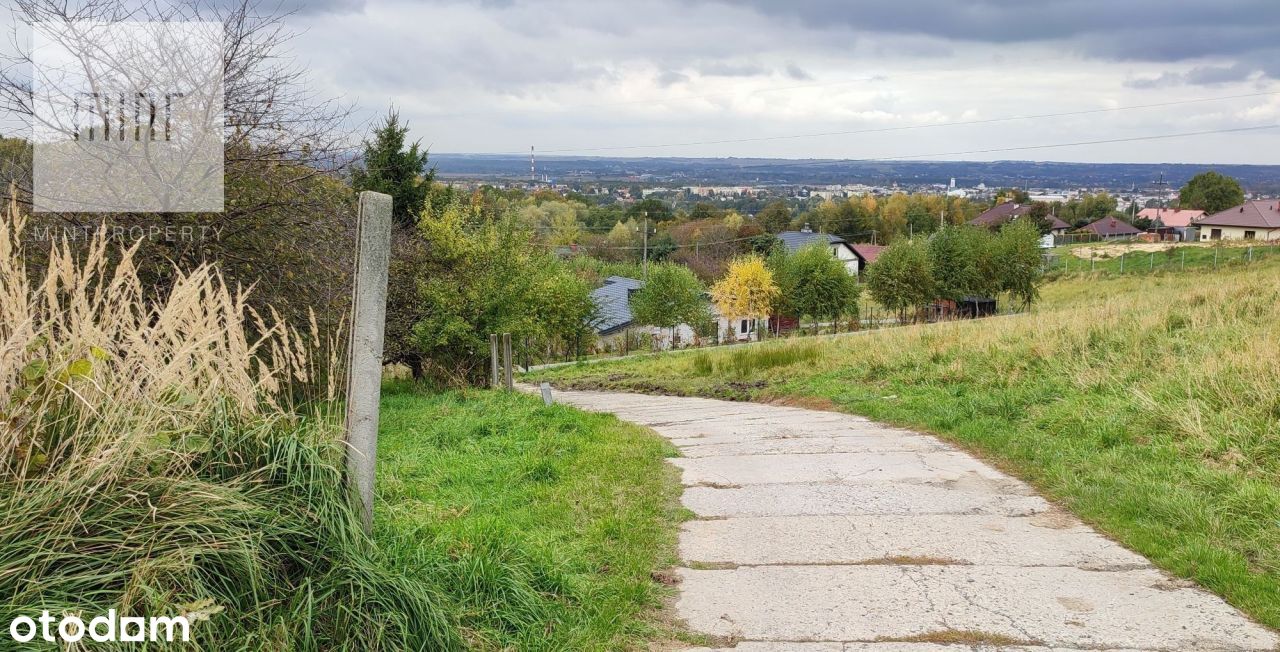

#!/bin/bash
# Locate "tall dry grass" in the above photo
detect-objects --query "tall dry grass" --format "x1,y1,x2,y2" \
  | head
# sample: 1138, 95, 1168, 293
0, 190, 460, 650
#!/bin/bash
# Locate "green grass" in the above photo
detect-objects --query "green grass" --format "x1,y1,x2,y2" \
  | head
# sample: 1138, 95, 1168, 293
374, 386, 688, 650
530, 258, 1280, 630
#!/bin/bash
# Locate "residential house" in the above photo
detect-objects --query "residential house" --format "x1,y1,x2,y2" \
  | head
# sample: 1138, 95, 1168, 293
1136, 207, 1204, 241
968, 202, 1070, 235
1195, 201, 1280, 241
849, 244, 885, 278
588, 276, 755, 352
776, 228, 859, 275
1080, 216, 1142, 240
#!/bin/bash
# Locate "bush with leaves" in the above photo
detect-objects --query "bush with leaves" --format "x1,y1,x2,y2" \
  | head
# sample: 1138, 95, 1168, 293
407, 199, 597, 384
865, 238, 935, 322
770, 244, 860, 333
996, 218, 1045, 310
629, 262, 707, 346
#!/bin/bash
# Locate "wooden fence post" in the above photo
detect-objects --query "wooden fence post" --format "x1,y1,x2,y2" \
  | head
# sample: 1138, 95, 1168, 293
502, 333, 513, 390
489, 334, 500, 388
345, 191, 393, 534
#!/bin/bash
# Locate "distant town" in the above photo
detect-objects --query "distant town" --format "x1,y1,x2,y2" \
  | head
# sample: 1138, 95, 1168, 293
431, 154, 1280, 216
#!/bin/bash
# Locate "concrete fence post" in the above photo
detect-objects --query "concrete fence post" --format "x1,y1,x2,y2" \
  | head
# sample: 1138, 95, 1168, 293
345, 191, 393, 534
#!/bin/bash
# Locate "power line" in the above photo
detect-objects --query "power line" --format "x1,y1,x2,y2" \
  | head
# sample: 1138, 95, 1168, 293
525, 91, 1280, 155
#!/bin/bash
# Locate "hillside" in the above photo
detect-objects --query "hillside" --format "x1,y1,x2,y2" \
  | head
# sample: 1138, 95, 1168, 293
530, 260, 1280, 629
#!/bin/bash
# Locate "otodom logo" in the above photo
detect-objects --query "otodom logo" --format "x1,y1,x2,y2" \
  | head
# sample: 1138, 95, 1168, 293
8, 610, 191, 643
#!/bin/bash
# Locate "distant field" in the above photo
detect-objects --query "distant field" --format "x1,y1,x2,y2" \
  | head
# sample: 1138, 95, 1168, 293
375, 387, 691, 650
529, 259, 1280, 629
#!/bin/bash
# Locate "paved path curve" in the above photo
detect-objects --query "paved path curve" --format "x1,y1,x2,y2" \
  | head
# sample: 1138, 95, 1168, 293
545, 388, 1279, 652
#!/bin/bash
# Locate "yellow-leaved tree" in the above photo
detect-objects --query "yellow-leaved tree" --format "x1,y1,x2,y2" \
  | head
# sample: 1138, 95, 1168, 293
710, 255, 780, 333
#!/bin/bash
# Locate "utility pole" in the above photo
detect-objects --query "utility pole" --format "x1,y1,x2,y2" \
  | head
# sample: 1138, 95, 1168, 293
641, 213, 650, 279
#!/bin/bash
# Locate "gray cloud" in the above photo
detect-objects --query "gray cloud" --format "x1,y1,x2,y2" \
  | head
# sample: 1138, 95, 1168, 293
656, 70, 690, 87
282, 0, 1280, 163
694, 61, 769, 77
784, 63, 812, 80
1126, 62, 1261, 89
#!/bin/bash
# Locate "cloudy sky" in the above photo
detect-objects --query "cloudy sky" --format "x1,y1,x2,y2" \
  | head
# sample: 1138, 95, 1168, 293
6, 0, 1280, 163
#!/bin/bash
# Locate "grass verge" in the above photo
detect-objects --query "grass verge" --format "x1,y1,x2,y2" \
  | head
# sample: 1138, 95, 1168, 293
375, 385, 687, 650
530, 259, 1280, 630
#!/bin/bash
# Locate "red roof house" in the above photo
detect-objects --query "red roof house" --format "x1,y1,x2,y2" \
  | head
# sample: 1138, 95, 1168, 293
1136, 207, 1204, 229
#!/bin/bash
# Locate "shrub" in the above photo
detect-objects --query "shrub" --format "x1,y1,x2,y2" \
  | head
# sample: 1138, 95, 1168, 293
0, 201, 459, 650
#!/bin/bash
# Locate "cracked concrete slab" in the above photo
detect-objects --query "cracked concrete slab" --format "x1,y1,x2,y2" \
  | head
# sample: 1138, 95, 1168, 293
673, 451, 1013, 486
681, 481, 1048, 518
677, 434, 950, 457
531, 387, 1279, 652
680, 514, 1150, 568
676, 565, 1277, 650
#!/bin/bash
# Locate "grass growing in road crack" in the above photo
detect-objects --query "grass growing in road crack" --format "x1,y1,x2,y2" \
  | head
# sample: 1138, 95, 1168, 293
530, 259, 1280, 630
375, 385, 689, 650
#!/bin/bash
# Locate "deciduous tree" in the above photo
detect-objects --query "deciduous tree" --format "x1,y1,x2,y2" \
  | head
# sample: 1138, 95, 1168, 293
756, 201, 793, 233
996, 218, 1044, 310
865, 238, 934, 322
1180, 171, 1245, 214
630, 262, 707, 346
711, 255, 780, 329
770, 244, 860, 333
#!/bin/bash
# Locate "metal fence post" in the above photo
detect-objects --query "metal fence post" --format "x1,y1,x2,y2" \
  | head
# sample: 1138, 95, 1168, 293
345, 191, 393, 534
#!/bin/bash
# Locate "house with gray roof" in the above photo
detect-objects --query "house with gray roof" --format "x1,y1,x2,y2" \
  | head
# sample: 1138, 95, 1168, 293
776, 229, 862, 275
588, 276, 756, 352
590, 276, 643, 336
